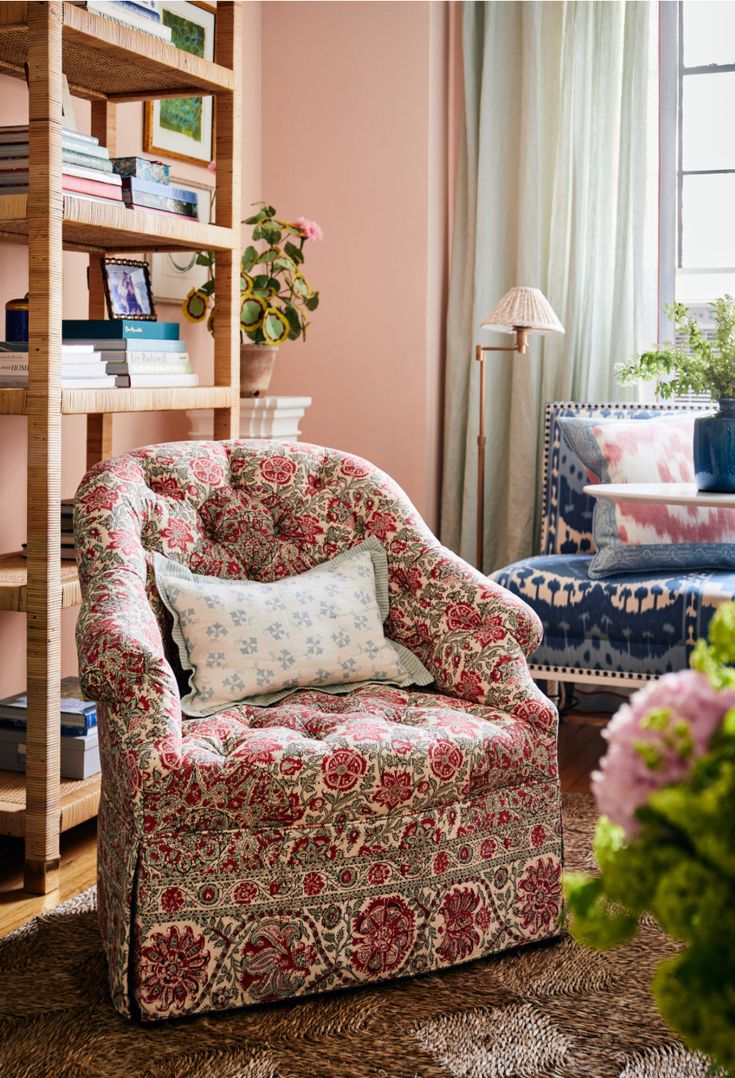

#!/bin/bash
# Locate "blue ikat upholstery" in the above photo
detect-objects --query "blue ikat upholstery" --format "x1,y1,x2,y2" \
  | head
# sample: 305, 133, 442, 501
493, 402, 735, 681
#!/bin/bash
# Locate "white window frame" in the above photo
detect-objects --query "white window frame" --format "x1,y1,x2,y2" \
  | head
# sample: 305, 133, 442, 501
660, 0, 735, 318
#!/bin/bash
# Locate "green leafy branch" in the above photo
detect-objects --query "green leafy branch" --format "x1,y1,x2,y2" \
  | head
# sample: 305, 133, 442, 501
616, 297, 735, 401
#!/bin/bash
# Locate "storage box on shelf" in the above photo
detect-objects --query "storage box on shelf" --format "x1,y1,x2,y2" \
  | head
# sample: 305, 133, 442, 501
0, 0, 242, 893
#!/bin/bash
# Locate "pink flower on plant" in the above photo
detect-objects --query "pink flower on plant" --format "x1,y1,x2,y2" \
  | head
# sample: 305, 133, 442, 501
295, 216, 323, 242
207, 161, 216, 174
592, 670, 735, 837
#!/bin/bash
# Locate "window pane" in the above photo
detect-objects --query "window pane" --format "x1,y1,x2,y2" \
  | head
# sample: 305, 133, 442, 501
683, 72, 735, 170
684, 1, 735, 68
682, 173, 735, 268
676, 269, 735, 303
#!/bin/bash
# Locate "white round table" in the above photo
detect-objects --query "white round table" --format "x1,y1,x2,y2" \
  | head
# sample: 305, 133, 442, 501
583, 482, 735, 509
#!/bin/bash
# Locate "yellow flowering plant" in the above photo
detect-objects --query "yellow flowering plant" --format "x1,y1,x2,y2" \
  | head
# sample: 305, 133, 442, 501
182, 204, 322, 345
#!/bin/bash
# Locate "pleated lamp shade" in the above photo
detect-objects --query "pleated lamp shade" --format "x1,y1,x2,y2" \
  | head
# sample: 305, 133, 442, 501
481, 287, 564, 335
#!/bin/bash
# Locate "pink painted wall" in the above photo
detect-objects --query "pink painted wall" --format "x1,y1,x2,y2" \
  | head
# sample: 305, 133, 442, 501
0, 7, 262, 698
261, 1, 448, 528
0, 0, 450, 699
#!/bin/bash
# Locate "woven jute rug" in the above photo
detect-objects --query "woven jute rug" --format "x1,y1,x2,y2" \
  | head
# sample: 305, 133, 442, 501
0, 795, 714, 1078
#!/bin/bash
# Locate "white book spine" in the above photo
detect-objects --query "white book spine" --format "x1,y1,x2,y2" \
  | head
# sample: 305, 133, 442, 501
116, 373, 199, 388
102, 350, 190, 364
107, 362, 192, 375
62, 164, 122, 186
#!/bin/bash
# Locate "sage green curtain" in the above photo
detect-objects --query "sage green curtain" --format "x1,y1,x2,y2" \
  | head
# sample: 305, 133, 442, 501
441, 0, 658, 571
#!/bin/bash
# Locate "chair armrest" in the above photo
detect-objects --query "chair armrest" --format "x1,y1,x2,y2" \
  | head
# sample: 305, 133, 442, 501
388, 545, 556, 729
76, 566, 182, 792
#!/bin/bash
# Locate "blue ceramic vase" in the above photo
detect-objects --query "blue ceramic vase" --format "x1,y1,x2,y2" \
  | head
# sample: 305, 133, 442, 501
693, 398, 735, 492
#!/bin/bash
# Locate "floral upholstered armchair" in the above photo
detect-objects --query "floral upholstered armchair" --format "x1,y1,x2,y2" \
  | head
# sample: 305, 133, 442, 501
75, 440, 562, 1021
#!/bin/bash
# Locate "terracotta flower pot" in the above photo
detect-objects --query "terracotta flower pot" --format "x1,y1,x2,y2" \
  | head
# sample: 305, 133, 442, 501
239, 344, 278, 398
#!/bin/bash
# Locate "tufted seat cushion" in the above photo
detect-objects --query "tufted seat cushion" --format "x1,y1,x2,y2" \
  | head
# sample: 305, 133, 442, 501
144, 686, 555, 835
493, 553, 735, 675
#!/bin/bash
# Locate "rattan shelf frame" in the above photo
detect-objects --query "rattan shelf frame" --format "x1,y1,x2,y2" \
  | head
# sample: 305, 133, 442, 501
0, 769, 100, 839
0, 553, 81, 611
3, 1, 242, 894
0, 384, 235, 416
0, 193, 236, 253
0, 2, 234, 101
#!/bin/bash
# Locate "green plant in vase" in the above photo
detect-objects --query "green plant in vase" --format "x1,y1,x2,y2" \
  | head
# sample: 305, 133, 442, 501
183, 204, 321, 342
183, 203, 322, 394
616, 296, 735, 492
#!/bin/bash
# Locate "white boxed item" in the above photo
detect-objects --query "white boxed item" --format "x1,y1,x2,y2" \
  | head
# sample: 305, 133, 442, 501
0, 726, 100, 780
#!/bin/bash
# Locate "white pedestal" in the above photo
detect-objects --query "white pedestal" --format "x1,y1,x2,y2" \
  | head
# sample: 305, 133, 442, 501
187, 396, 312, 442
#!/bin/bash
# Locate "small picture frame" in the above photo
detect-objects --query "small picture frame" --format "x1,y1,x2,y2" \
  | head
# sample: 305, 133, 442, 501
101, 258, 157, 321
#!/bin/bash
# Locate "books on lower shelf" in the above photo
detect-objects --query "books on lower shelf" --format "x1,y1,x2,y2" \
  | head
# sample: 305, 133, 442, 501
0, 677, 96, 735
0, 343, 117, 389
21, 499, 77, 561
61, 498, 76, 561
64, 321, 199, 389
0, 324, 199, 390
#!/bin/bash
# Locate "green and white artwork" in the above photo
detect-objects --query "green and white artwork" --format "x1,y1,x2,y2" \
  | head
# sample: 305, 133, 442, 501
144, 2, 215, 165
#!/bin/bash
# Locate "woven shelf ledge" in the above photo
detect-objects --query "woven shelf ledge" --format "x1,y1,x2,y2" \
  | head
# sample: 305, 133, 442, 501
0, 553, 81, 612
0, 770, 101, 839
0, 385, 234, 416
0, 2, 234, 102
0, 193, 234, 254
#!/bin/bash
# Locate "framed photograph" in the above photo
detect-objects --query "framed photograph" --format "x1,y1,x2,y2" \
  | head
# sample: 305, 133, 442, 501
101, 258, 157, 321
148, 178, 215, 303
144, 2, 216, 166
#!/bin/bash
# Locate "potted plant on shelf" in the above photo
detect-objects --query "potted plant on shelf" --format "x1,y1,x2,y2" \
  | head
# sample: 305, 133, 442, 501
616, 297, 735, 492
564, 602, 735, 1075
183, 204, 322, 397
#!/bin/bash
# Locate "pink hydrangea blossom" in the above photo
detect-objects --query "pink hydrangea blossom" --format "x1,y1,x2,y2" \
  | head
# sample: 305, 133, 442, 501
591, 670, 735, 837
295, 216, 323, 242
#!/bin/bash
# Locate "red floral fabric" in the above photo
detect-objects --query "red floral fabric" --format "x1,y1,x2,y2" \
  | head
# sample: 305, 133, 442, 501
75, 440, 562, 1021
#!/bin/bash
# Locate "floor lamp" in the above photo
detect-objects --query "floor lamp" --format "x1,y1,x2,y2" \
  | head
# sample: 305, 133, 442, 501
476, 287, 564, 569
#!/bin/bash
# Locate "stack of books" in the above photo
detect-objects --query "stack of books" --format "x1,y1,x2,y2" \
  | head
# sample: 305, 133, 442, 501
61, 500, 76, 561
0, 677, 100, 780
22, 500, 78, 561
0, 125, 122, 205
63, 320, 197, 388
113, 163, 200, 220
0, 342, 115, 389
69, 0, 172, 41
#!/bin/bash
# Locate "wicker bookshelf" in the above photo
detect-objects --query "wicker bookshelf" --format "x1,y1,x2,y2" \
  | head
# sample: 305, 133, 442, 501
0, 1, 242, 892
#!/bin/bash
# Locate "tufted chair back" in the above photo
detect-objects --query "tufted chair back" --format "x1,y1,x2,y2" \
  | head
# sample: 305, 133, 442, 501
76, 440, 540, 703
75, 439, 548, 719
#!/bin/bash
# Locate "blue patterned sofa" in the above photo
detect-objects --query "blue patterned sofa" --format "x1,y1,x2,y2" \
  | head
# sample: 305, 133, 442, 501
493, 402, 735, 690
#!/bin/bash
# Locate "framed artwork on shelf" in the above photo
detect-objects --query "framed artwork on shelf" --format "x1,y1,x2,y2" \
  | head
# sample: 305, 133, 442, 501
148, 178, 215, 303
143, 1, 216, 166
101, 258, 157, 321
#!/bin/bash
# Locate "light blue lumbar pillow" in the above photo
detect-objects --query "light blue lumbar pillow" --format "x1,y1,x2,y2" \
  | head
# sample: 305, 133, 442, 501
154, 537, 433, 716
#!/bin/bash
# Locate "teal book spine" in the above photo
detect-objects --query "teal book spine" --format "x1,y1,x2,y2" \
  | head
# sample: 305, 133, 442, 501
62, 320, 180, 340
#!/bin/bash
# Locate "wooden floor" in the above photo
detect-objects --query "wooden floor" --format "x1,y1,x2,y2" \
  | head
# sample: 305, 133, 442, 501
0, 716, 606, 939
